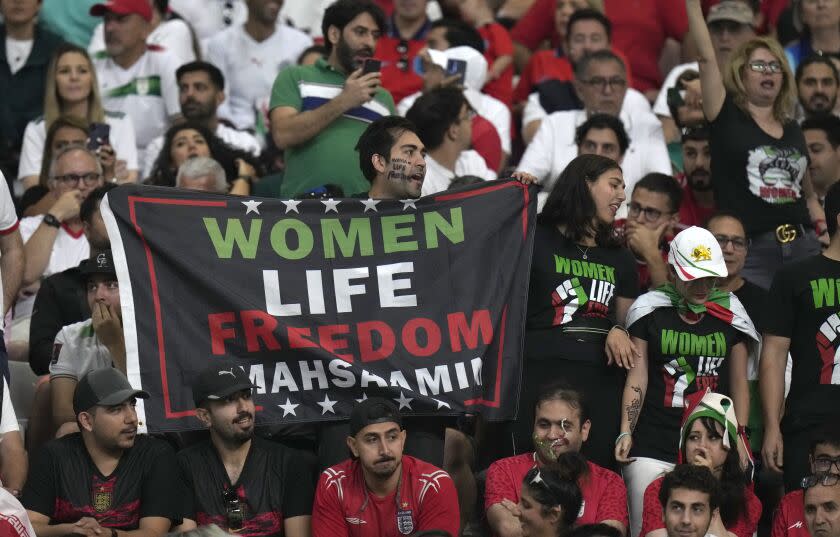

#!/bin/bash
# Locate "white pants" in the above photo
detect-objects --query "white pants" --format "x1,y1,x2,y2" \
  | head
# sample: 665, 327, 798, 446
622, 456, 675, 537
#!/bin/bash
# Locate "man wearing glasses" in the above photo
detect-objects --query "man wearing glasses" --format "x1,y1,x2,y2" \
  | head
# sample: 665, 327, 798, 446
804, 471, 840, 537
178, 363, 315, 537
773, 424, 840, 537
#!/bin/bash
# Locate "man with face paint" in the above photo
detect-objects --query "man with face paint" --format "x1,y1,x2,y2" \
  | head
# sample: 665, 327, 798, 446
177, 363, 315, 536
678, 127, 716, 228
356, 115, 427, 199
485, 383, 628, 537
270, 0, 396, 198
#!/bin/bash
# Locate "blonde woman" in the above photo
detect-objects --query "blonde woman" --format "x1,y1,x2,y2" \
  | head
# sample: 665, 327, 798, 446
686, 0, 823, 289
17, 43, 138, 190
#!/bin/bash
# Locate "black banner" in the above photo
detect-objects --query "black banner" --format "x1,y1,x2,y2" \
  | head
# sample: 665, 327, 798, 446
101, 182, 536, 432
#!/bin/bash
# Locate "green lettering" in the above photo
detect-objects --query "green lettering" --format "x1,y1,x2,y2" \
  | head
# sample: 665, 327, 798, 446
270, 219, 313, 260
203, 217, 262, 259
555, 256, 571, 274
424, 208, 464, 248
382, 215, 418, 253
811, 278, 837, 308
678, 332, 690, 355
690, 334, 707, 355
597, 264, 607, 281
582, 262, 598, 279
605, 266, 615, 284
321, 218, 373, 259
661, 329, 679, 354
714, 332, 726, 356
571, 260, 582, 276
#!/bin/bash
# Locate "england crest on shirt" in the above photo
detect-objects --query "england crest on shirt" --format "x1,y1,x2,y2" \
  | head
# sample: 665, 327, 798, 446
397, 507, 414, 535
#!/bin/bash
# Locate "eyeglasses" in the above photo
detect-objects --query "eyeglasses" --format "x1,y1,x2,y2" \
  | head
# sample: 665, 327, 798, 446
223, 488, 244, 531
581, 77, 627, 91
52, 173, 102, 186
748, 61, 783, 74
396, 39, 409, 72
802, 473, 840, 488
814, 457, 840, 474
714, 234, 750, 251
628, 202, 670, 222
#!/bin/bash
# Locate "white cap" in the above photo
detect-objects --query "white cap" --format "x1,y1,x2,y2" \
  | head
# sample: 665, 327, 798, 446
413, 46, 488, 92
667, 226, 728, 281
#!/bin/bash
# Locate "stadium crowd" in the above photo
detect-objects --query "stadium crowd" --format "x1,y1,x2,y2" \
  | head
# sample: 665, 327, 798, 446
0, 1, 838, 537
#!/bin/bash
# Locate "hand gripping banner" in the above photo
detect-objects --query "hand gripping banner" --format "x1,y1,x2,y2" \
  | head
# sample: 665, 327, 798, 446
101, 181, 536, 432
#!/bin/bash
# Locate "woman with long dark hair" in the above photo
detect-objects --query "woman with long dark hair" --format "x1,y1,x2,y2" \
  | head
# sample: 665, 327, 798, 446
517, 154, 639, 470
146, 122, 263, 195
639, 391, 761, 537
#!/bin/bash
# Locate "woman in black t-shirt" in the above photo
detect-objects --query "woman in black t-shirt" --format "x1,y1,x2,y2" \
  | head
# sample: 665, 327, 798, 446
518, 154, 639, 470
686, 0, 823, 290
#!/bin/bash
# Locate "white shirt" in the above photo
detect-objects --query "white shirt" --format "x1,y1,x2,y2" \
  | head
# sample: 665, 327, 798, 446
17, 111, 138, 180
421, 150, 497, 196
171, 0, 247, 41
5, 37, 32, 75
398, 89, 512, 154
141, 122, 262, 179
205, 23, 312, 130
653, 61, 699, 117
518, 107, 671, 217
0, 378, 19, 434
49, 319, 113, 381
89, 19, 197, 66
523, 87, 654, 128
0, 174, 19, 321
94, 49, 181, 150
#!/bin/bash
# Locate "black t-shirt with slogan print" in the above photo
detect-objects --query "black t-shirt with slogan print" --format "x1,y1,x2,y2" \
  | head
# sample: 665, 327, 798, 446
629, 308, 744, 462
766, 254, 840, 427
526, 224, 638, 363
709, 94, 810, 236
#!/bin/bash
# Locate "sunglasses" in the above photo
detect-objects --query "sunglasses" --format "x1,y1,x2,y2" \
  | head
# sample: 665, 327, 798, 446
223, 488, 244, 531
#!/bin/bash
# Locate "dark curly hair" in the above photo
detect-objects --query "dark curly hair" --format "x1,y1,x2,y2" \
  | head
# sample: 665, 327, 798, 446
146, 121, 263, 188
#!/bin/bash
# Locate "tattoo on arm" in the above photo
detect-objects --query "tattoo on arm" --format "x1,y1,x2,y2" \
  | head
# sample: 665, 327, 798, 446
626, 386, 642, 432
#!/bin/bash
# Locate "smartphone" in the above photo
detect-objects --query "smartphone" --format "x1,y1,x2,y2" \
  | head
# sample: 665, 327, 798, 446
362, 58, 381, 74
87, 122, 111, 151
446, 59, 467, 85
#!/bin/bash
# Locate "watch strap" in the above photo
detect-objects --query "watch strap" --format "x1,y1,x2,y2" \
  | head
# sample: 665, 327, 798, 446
43, 213, 61, 228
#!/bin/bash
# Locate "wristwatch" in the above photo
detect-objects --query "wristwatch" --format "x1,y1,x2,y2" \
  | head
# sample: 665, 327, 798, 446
43, 213, 61, 228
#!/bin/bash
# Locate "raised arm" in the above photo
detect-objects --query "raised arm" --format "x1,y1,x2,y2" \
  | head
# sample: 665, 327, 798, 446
686, 0, 726, 120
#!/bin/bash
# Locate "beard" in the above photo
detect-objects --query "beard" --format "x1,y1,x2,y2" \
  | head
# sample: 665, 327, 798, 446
181, 98, 215, 122
687, 168, 713, 192
367, 457, 399, 479
804, 93, 837, 116
336, 36, 373, 74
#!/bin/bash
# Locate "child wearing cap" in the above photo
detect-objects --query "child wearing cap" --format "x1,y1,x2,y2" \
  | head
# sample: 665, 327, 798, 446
640, 391, 762, 537
613, 226, 760, 537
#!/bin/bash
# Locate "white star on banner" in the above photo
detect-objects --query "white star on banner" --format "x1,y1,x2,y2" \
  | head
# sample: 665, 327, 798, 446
282, 200, 301, 214
355, 392, 368, 403
432, 398, 451, 410
278, 398, 299, 417
361, 198, 380, 212
242, 200, 262, 215
322, 198, 341, 213
401, 199, 417, 211
394, 391, 413, 410
318, 394, 338, 414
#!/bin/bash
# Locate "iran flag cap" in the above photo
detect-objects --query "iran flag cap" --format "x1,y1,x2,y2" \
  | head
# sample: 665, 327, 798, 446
668, 226, 728, 281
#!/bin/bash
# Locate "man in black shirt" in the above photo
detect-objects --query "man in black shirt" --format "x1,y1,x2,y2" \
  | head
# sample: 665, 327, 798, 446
178, 363, 315, 537
762, 181, 840, 491
22, 367, 183, 537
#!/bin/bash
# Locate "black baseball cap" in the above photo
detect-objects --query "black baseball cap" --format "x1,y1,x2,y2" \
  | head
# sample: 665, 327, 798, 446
349, 397, 402, 436
80, 250, 117, 278
192, 363, 259, 406
73, 367, 150, 414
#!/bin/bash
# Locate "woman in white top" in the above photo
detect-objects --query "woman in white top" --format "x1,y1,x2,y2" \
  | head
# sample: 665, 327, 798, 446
17, 43, 138, 190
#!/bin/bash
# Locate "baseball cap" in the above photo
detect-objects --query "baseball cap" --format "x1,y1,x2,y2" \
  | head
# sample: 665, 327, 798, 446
349, 397, 402, 436
73, 367, 150, 414
90, 0, 153, 21
706, 1, 754, 26
667, 226, 728, 281
80, 250, 117, 278
192, 363, 259, 407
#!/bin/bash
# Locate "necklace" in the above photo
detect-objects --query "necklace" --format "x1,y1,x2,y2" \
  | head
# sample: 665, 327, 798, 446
576, 244, 590, 260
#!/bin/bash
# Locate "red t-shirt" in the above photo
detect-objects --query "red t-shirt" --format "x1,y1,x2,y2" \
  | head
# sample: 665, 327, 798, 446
641, 476, 762, 537
312, 456, 460, 537
677, 181, 716, 229
513, 51, 574, 105
375, 36, 426, 105
772, 490, 809, 537
510, 0, 688, 92
484, 452, 629, 529
478, 22, 514, 107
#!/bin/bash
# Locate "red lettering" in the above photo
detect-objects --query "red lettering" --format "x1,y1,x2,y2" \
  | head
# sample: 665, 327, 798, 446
241, 310, 281, 352
208, 312, 237, 355
447, 310, 493, 352
402, 318, 442, 357
288, 327, 318, 349
357, 321, 396, 362
318, 324, 353, 362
